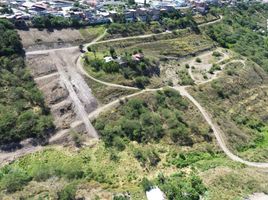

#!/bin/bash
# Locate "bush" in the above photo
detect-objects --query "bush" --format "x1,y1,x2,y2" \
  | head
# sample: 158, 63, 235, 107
135, 76, 150, 88
141, 177, 153, 192
212, 51, 222, 57
57, 182, 78, 200
209, 63, 221, 74
0, 169, 31, 193
158, 173, 206, 200
113, 195, 129, 200
195, 57, 202, 63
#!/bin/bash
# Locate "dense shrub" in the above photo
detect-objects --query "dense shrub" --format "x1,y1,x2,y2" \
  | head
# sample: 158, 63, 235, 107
157, 173, 206, 200
32, 15, 83, 28
206, 2, 268, 72
86, 51, 160, 87
0, 20, 54, 146
94, 89, 193, 148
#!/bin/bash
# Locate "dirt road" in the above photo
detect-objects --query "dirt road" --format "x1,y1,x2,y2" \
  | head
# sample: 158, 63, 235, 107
26, 15, 223, 56
76, 56, 139, 90
175, 86, 268, 168
88, 88, 163, 121
50, 50, 98, 138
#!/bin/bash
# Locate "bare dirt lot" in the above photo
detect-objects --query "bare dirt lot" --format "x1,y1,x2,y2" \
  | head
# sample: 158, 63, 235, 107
26, 48, 98, 140
19, 28, 84, 51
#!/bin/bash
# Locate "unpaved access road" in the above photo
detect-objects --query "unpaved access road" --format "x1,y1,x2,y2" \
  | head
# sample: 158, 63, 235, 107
50, 49, 98, 138
88, 88, 163, 121
175, 86, 268, 168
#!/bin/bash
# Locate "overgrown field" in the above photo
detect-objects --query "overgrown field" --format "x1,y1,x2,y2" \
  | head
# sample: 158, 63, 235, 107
189, 60, 268, 162
93, 29, 214, 59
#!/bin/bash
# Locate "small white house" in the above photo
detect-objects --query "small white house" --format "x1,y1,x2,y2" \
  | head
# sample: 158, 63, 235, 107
146, 187, 165, 200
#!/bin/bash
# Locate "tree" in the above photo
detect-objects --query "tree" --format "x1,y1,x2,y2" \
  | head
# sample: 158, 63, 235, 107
109, 47, 117, 59
141, 177, 153, 192
158, 173, 206, 200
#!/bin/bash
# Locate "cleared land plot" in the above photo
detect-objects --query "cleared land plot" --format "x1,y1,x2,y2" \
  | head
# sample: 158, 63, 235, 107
19, 26, 105, 51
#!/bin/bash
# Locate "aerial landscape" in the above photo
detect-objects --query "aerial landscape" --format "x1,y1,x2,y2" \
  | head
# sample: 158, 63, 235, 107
1, 0, 268, 199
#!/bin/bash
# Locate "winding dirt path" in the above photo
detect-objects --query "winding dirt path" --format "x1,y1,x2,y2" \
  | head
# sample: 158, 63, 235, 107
77, 25, 268, 168
88, 88, 163, 121
6, 15, 265, 169
76, 56, 139, 90
174, 86, 268, 168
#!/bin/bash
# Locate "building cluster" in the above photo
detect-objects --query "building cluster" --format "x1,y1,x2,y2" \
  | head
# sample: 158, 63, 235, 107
0, 0, 220, 25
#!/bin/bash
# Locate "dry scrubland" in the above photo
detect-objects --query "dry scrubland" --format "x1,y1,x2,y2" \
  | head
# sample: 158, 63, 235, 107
84, 30, 215, 89
1, 91, 268, 200
190, 60, 268, 162
3, 7, 268, 199
91, 29, 214, 60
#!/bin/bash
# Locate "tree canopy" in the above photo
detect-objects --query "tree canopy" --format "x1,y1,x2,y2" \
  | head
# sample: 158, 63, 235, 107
0, 19, 54, 146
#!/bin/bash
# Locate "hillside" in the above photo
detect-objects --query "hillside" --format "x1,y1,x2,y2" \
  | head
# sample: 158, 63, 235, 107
189, 59, 268, 162
0, 19, 54, 148
205, 2, 268, 72
2, 2, 268, 200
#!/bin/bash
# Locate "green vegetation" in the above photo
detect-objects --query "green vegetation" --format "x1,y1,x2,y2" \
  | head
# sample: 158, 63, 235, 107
0, 5, 13, 14
79, 26, 105, 41
32, 15, 84, 28
190, 59, 268, 162
206, 2, 268, 72
107, 10, 200, 38
0, 19, 54, 146
178, 70, 194, 85
140, 172, 207, 200
157, 173, 206, 200
209, 63, 221, 74
84, 49, 160, 88
91, 29, 214, 61
94, 88, 212, 149
212, 51, 222, 57
195, 57, 202, 63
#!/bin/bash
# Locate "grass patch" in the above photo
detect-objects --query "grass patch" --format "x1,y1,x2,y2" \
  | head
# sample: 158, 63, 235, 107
79, 26, 105, 41
92, 30, 213, 60
84, 76, 137, 105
